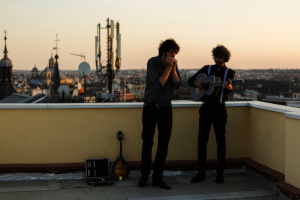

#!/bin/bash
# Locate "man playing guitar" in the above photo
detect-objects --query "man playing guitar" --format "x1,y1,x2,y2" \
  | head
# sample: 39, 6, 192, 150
188, 45, 235, 184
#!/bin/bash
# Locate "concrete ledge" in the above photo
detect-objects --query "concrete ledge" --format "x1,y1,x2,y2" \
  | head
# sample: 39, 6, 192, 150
0, 157, 251, 173
243, 157, 285, 182
1, 101, 300, 113
248, 101, 300, 113
284, 111, 300, 120
0, 101, 249, 109
276, 181, 300, 200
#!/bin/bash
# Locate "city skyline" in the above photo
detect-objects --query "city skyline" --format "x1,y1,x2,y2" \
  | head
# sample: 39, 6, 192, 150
1, 0, 300, 71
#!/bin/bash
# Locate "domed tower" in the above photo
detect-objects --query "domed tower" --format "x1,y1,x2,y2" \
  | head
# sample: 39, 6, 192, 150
31, 64, 39, 78
44, 66, 51, 85
49, 53, 55, 68
0, 31, 16, 99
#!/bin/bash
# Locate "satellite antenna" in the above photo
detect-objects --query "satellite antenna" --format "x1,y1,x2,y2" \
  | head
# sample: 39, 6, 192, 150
78, 62, 91, 75
127, 84, 133, 90
78, 62, 91, 97
58, 85, 70, 103
115, 78, 121, 84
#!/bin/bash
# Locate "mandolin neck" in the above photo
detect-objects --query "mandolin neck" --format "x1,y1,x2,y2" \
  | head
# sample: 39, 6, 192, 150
119, 141, 123, 159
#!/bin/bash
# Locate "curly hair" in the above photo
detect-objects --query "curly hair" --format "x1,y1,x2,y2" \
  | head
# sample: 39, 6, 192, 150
212, 45, 231, 62
158, 39, 180, 56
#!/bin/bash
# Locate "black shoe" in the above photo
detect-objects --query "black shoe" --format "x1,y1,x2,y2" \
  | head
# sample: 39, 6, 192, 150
138, 176, 149, 187
215, 175, 224, 184
152, 179, 171, 190
191, 173, 205, 183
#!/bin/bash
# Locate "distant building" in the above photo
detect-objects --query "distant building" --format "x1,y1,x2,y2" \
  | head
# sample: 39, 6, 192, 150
131, 83, 145, 100
29, 54, 67, 89
0, 93, 56, 103
0, 31, 17, 100
120, 93, 134, 102
262, 94, 300, 106
292, 93, 300, 98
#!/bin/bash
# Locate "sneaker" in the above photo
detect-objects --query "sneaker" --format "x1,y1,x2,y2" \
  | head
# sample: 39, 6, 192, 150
215, 174, 224, 184
191, 173, 205, 183
152, 179, 171, 190
138, 176, 149, 187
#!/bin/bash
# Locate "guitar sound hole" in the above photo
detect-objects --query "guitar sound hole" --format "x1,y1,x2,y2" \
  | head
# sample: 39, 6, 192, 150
204, 82, 210, 90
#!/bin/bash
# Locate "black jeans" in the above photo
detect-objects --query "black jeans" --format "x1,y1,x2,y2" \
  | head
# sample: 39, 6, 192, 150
141, 105, 172, 180
197, 102, 227, 175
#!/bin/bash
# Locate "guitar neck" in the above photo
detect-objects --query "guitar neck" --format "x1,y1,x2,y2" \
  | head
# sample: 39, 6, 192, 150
210, 81, 229, 87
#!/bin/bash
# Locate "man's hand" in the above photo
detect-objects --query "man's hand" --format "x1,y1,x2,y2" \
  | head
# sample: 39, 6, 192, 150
223, 79, 233, 90
165, 56, 174, 68
193, 80, 205, 89
172, 58, 178, 67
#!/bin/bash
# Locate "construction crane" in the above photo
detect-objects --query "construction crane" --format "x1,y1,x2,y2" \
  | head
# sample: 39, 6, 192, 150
71, 53, 86, 62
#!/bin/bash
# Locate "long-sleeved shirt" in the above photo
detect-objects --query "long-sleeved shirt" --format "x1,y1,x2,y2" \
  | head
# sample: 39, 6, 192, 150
143, 56, 181, 104
188, 65, 235, 103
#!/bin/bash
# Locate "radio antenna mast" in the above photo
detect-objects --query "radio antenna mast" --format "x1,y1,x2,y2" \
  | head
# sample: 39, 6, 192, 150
95, 18, 121, 94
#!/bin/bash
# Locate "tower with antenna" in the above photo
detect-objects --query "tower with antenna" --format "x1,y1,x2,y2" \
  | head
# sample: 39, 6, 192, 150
0, 30, 16, 99
95, 18, 121, 95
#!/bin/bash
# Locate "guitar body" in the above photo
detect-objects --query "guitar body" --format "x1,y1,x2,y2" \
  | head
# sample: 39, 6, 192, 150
191, 73, 244, 101
191, 73, 220, 101
111, 131, 130, 180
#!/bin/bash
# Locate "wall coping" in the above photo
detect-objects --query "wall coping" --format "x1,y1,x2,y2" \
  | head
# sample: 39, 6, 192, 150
0, 100, 300, 119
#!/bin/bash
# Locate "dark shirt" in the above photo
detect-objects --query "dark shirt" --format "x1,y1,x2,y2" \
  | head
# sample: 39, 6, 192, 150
188, 65, 235, 103
143, 56, 181, 104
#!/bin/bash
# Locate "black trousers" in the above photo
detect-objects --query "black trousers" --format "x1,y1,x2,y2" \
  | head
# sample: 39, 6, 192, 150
198, 102, 227, 175
141, 105, 172, 180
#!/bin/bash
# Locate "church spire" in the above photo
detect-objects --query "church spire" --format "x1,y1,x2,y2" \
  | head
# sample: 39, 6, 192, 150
0, 29, 16, 99
53, 33, 60, 60
52, 34, 61, 95
3, 30, 8, 58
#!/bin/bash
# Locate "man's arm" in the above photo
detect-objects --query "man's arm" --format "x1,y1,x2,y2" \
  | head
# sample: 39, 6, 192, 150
159, 66, 172, 86
159, 56, 173, 86
171, 59, 180, 84
188, 66, 207, 88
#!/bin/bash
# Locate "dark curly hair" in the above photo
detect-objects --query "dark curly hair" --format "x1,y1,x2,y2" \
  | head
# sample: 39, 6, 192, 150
158, 39, 180, 56
212, 45, 231, 62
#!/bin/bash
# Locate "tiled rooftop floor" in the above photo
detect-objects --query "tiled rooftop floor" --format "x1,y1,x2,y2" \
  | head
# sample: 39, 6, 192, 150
0, 168, 288, 200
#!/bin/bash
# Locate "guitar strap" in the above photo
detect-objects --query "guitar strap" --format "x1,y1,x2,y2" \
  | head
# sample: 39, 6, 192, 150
219, 67, 229, 103
207, 65, 212, 76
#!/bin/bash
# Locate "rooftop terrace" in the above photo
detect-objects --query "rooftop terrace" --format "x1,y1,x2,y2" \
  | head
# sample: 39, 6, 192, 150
0, 101, 300, 199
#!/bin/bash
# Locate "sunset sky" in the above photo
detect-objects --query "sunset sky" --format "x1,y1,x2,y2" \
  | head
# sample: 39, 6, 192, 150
1, 0, 299, 71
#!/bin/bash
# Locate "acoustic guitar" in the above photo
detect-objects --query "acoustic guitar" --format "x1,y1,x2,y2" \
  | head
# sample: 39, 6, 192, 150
111, 131, 130, 180
191, 73, 244, 101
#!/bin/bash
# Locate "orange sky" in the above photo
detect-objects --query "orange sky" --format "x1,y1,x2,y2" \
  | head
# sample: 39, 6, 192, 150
1, 0, 300, 71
